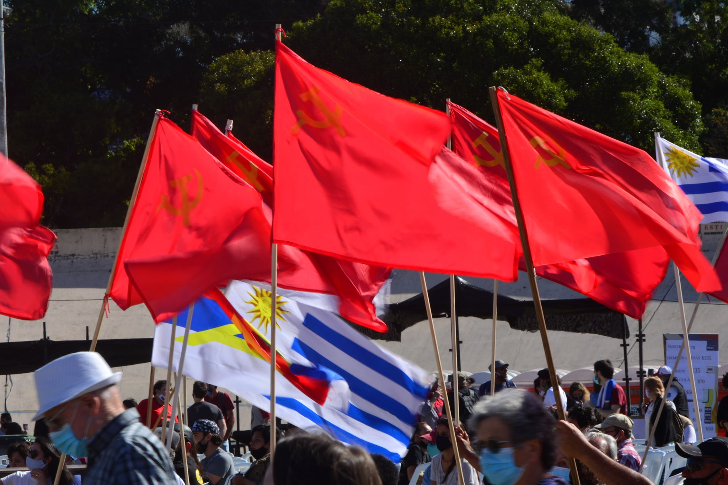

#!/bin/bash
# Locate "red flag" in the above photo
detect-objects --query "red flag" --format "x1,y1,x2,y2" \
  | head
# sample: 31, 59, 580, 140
109, 114, 271, 321
449, 102, 669, 318
190, 110, 392, 331
272, 42, 520, 280
0, 226, 56, 320
709, 240, 728, 304
0, 156, 44, 228
495, 89, 719, 292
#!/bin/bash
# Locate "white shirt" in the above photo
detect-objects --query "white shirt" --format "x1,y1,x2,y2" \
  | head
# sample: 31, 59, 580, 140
544, 386, 568, 408
430, 453, 479, 485
1, 471, 82, 485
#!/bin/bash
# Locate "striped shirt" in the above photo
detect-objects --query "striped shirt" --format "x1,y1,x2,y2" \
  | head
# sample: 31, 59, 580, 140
617, 439, 642, 472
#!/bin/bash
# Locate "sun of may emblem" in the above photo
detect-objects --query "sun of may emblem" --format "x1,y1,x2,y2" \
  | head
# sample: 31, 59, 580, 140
665, 145, 700, 178
245, 287, 290, 333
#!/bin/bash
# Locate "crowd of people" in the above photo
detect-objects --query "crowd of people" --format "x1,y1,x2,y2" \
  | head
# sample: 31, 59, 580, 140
4, 352, 726, 485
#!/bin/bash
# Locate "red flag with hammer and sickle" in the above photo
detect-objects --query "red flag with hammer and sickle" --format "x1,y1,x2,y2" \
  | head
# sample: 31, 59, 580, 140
0, 155, 57, 320
109, 113, 272, 321
190, 110, 392, 331
449, 101, 670, 318
494, 89, 719, 293
271, 42, 520, 280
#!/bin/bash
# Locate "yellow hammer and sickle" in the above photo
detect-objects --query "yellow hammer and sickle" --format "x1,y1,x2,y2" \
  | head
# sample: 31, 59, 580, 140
530, 136, 571, 170
471, 132, 505, 168
291, 85, 346, 137
157, 169, 204, 226
226, 151, 264, 192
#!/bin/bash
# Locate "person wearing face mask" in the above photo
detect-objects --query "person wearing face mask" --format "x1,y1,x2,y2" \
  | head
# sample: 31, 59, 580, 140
430, 417, 479, 485
192, 419, 234, 485
230, 424, 276, 485
593, 360, 627, 418
1, 437, 80, 485
643, 376, 680, 447
479, 361, 517, 397
567, 383, 590, 411
397, 422, 433, 485
453, 389, 569, 485
137, 380, 178, 429
676, 437, 728, 485
32, 352, 178, 485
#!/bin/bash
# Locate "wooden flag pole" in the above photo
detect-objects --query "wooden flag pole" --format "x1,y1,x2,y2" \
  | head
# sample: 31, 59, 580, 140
177, 396, 191, 485
449, 275, 460, 425
421, 272, 466, 485
489, 86, 580, 485
167, 303, 195, 452
146, 366, 156, 427
161, 314, 178, 444
491, 280, 498, 397
89, 110, 162, 351
183, 376, 189, 428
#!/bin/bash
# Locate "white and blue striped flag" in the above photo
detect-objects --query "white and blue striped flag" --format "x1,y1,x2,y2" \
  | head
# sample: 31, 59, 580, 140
153, 280, 432, 461
657, 135, 728, 223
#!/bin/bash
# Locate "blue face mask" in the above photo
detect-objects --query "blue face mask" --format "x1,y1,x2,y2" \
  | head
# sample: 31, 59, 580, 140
593, 375, 599, 385
50, 423, 89, 458
25, 456, 47, 470
480, 447, 525, 485
427, 444, 440, 457
549, 466, 571, 482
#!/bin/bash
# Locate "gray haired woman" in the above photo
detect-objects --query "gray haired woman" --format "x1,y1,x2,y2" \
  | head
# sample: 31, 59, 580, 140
455, 389, 568, 485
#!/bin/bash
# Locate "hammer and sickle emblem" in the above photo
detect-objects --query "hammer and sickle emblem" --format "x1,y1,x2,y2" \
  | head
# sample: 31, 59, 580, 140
471, 132, 505, 169
157, 169, 204, 226
226, 152, 264, 192
291, 85, 346, 137
530, 136, 571, 170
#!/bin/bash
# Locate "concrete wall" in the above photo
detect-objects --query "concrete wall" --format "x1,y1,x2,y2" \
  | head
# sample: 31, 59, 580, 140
5, 226, 727, 430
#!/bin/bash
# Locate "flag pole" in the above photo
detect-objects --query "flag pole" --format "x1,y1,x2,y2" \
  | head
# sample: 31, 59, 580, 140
491, 280, 498, 397
89, 110, 162, 351
445, 99, 460, 425
421, 272, 466, 485
225, 119, 233, 136
146, 366, 156, 427
489, 86, 580, 485
177, 395, 191, 485
167, 302, 195, 452
161, 314, 178, 444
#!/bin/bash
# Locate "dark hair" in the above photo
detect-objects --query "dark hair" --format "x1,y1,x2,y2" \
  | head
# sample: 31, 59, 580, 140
723, 372, 728, 389
209, 433, 223, 447
174, 435, 203, 478
252, 425, 279, 445
4, 422, 23, 435
533, 378, 542, 393
1, 412, 11, 422
567, 404, 602, 429
370, 454, 398, 485
7, 441, 30, 462
153, 380, 167, 393
36, 437, 74, 485
123, 399, 138, 409
272, 433, 382, 485
594, 360, 614, 379
193, 381, 208, 399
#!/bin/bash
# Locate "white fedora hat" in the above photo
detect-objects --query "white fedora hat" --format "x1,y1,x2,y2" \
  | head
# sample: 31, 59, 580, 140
33, 352, 122, 421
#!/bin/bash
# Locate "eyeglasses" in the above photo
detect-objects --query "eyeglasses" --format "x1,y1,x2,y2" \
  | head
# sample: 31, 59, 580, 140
476, 440, 512, 454
42, 403, 70, 429
686, 458, 723, 473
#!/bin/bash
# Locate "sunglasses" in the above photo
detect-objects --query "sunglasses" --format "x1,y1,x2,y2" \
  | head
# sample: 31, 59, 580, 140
476, 440, 512, 454
686, 458, 722, 473
28, 449, 41, 459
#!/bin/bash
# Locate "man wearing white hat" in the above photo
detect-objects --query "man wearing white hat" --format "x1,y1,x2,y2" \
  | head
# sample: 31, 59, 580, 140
33, 352, 178, 484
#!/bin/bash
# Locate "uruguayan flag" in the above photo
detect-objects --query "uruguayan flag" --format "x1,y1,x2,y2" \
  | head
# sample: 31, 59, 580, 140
657, 135, 728, 223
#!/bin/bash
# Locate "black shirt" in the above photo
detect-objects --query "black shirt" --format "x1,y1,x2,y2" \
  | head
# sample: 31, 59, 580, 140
187, 401, 224, 430
397, 443, 430, 485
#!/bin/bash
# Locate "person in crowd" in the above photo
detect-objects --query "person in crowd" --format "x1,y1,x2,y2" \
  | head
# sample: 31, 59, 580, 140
566, 403, 602, 431
33, 351, 178, 485
3, 423, 24, 435
567, 382, 590, 411
644, 376, 680, 447
0, 413, 12, 435
231, 424, 275, 485
590, 379, 602, 407
656, 366, 690, 418
250, 406, 270, 429
174, 425, 203, 485
398, 422, 433, 485
137, 380, 178, 429
421, 381, 444, 429
479, 360, 516, 397
534, 378, 545, 402
555, 420, 652, 485
717, 373, 728, 437
192, 419, 234, 485
594, 414, 641, 472
446, 373, 479, 430
1, 437, 81, 485
573, 431, 618, 485
593, 360, 627, 417
371, 454, 399, 485
538, 369, 568, 409
676, 436, 728, 484
188, 381, 227, 440
123, 399, 138, 410
453, 389, 568, 485
680, 412, 698, 444
263, 432, 382, 485
205, 384, 235, 452
430, 416, 479, 485
6, 441, 30, 468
